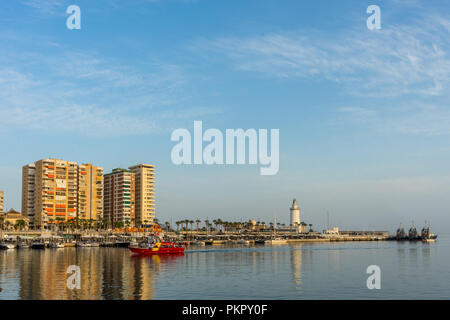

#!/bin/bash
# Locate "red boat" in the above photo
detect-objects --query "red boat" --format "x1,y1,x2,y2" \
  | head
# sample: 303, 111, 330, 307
129, 240, 185, 255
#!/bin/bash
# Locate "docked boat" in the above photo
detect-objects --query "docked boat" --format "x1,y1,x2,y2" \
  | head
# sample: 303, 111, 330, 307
50, 242, 65, 248
420, 225, 438, 242
114, 242, 130, 248
396, 225, 407, 240
100, 242, 114, 247
255, 239, 266, 245
190, 240, 206, 246
408, 225, 419, 240
77, 242, 92, 247
237, 239, 250, 245
266, 238, 288, 245
17, 243, 30, 249
31, 242, 45, 249
0, 243, 16, 250
130, 235, 184, 255
89, 242, 100, 247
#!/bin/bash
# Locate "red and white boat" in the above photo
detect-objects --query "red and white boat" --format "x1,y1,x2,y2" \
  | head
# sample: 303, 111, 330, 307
129, 236, 184, 255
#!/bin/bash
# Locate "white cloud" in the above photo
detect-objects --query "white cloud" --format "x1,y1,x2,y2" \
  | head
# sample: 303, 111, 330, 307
0, 52, 219, 137
196, 14, 450, 98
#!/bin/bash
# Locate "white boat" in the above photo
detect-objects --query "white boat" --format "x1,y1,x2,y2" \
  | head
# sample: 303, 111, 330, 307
191, 241, 206, 246
237, 239, 250, 245
17, 243, 30, 249
77, 242, 92, 247
51, 242, 65, 248
266, 238, 288, 245
89, 242, 100, 247
0, 243, 16, 250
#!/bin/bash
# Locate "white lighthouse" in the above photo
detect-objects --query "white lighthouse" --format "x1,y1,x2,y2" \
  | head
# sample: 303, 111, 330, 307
290, 198, 300, 229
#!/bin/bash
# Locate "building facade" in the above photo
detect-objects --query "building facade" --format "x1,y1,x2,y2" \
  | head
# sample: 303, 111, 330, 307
0, 190, 4, 214
33, 159, 78, 228
21, 164, 36, 226
78, 164, 103, 221
129, 164, 156, 226
103, 168, 136, 227
21, 159, 103, 229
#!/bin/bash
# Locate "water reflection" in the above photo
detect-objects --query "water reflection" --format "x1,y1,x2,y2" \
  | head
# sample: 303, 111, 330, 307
290, 248, 303, 290
0, 249, 186, 300
0, 240, 447, 300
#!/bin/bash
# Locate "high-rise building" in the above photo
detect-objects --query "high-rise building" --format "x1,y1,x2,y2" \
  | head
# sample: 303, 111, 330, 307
103, 168, 136, 227
33, 159, 78, 228
78, 164, 103, 221
0, 190, 4, 213
22, 159, 103, 229
22, 164, 36, 225
129, 164, 156, 226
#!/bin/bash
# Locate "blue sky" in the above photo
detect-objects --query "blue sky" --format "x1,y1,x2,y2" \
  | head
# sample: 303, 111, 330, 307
0, 0, 449, 233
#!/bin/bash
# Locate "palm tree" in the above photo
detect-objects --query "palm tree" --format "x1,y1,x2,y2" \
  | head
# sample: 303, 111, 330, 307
165, 221, 171, 232
0, 217, 4, 230
176, 221, 180, 233
309, 224, 313, 233
16, 219, 27, 231
195, 219, 201, 232
204, 219, 210, 234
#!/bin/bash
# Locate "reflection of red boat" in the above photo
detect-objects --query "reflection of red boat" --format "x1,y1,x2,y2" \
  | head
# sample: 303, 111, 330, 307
130, 241, 185, 255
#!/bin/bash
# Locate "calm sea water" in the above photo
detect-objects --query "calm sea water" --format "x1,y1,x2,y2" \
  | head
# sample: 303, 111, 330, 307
0, 236, 449, 300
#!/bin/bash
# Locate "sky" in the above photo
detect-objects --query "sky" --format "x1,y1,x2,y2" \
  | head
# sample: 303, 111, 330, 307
0, 0, 449, 234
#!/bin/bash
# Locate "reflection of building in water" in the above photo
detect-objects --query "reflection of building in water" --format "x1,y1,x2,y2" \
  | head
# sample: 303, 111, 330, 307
76, 248, 102, 299
291, 249, 303, 289
102, 249, 125, 300
122, 255, 155, 300
18, 249, 103, 300
101, 250, 155, 300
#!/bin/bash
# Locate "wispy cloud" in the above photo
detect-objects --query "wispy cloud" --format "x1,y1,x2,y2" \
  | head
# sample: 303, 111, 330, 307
20, 0, 68, 15
195, 13, 450, 98
0, 50, 219, 137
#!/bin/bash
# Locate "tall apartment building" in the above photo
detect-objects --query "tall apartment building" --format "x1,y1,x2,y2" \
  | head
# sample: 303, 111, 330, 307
78, 164, 103, 221
129, 164, 156, 226
0, 190, 4, 213
103, 168, 136, 227
22, 159, 103, 229
34, 159, 78, 228
22, 164, 36, 225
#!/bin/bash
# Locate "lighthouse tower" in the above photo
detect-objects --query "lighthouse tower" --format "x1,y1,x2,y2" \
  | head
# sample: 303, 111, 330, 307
290, 198, 300, 229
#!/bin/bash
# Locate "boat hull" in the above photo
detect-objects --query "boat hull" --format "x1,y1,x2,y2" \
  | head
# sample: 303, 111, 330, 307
31, 243, 45, 249
130, 246, 185, 255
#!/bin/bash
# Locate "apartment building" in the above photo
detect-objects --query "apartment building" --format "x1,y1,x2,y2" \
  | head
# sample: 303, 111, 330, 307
33, 159, 78, 228
22, 159, 103, 229
0, 190, 4, 213
103, 168, 136, 227
129, 164, 156, 226
21, 164, 36, 225
78, 164, 103, 221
